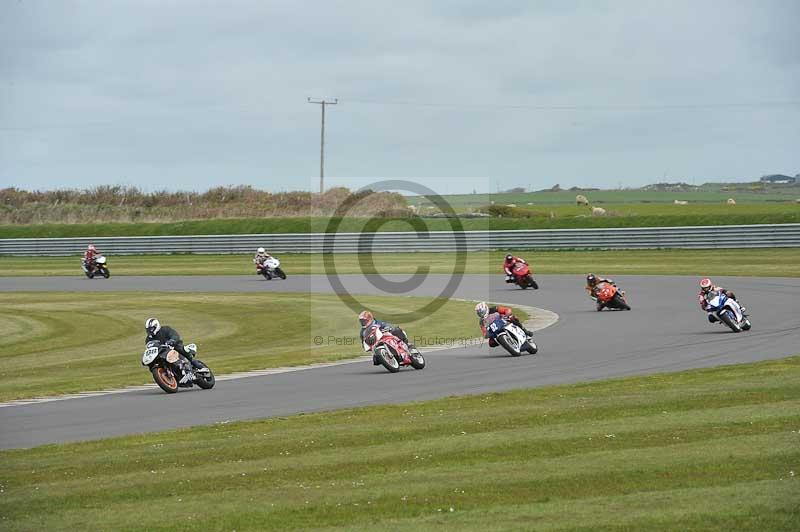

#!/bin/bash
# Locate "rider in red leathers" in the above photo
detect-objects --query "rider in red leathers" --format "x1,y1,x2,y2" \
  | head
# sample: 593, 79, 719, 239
83, 244, 99, 272
503, 254, 527, 283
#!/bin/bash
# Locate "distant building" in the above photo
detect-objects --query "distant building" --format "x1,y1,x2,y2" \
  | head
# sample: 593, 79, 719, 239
760, 174, 797, 184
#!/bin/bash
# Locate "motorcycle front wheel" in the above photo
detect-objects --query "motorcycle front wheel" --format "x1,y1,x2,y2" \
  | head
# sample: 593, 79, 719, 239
275, 267, 287, 280
496, 334, 522, 357
100, 267, 110, 279
375, 346, 400, 373
718, 310, 741, 333
152, 365, 179, 393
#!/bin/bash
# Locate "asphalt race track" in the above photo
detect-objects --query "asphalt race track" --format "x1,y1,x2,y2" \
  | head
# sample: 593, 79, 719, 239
1, 274, 798, 449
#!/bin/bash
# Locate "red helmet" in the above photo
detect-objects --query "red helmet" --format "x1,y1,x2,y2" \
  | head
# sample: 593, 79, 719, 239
699, 278, 713, 293
358, 310, 374, 328
87, 244, 96, 251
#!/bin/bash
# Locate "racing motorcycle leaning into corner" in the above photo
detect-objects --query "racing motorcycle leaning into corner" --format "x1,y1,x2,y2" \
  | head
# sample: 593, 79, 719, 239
476, 302, 538, 357
362, 324, 426, 373
504, 255, 539, 289
142, 340, 215, 393
141, 318, 215, 393
698, 278, 751, 333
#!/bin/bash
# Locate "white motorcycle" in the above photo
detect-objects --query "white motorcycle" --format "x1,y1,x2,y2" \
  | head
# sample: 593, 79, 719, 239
704, 290, 751, 333
82, 255, 110, 279
485, 315, 538, 357
256, 256, 287, 280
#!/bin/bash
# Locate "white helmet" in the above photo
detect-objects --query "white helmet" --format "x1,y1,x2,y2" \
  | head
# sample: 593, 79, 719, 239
257, 247, 266, 254
145, 317, 161, 335
475, 302, 489, 319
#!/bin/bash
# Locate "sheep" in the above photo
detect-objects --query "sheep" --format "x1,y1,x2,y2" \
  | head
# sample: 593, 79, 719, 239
591, 206, 607, 216
727, 198, 736, 205
673, 200, 688, 205
576, 194, 589, 206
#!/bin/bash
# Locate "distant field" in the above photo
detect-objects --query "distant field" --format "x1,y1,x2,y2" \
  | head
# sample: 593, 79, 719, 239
2, 248, 798, 277
2, 356, 797, 530
408, 186, 800, 210
0, 202, 799, 238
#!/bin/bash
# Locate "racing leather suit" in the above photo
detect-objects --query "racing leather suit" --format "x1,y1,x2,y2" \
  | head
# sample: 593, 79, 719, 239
146, 325, 200, 375
479, 305, 531, 347
503, 256, 527, 281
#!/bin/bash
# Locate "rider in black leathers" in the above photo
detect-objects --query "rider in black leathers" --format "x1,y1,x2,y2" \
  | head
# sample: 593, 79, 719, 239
145, 318, 200, 383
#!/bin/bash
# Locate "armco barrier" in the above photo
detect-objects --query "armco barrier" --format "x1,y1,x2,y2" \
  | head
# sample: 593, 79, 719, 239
1, 224, 799, 256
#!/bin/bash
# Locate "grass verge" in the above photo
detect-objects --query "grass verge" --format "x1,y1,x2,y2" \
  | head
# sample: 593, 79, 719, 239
0, 293, 488, 402
1, 356, 798, 531
1, 248, 799, 277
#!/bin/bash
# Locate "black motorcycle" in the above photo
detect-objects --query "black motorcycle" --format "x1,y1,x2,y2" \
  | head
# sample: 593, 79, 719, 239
141, 340, 215, 394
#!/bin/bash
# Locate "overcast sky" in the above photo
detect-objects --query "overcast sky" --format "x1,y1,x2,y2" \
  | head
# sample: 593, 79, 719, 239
1, 0, 798, 194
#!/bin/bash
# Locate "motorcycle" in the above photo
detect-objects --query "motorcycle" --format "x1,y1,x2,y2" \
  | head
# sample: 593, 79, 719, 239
362, 325, 425, 373
82, 255, 110, 279
256, 256, 287, 280
484, 314, 538, 357
592, 282, 630, 311
703, 290, 751, 333
141, 340, 215, 393
509, 262, 538, 290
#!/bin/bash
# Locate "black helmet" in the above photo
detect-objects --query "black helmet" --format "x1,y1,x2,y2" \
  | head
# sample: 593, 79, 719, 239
505, 254, 513, 261
586, 274, 597, 286
145, 317, 161, 335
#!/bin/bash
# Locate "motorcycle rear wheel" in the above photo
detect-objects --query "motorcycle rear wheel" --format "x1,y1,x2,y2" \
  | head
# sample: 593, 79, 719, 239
410, 353, 426, 370
496, 334, 522, 357
376, 347, 400, 373
152, 365, 179, 393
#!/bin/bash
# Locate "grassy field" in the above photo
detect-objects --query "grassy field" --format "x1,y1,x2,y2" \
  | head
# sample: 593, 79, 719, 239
1, 201, 799, 238
1, 356, 797, 531
407, 186, 800, 210
0, 293, 485, 402
2, 248, 799, 277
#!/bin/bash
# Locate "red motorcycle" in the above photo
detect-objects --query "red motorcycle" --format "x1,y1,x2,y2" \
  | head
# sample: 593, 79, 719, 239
593, 282, 631, 311
510, 262, 539, 290
362, 325, 426, 373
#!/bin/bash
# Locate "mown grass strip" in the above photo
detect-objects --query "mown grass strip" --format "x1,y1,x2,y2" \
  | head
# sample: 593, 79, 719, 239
0, 292, 485, 402
0, 356, 797, 531
1, 248, 798, 277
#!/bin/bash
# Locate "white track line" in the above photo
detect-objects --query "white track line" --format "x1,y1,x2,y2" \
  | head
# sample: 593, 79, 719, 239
0, 303, 558, 409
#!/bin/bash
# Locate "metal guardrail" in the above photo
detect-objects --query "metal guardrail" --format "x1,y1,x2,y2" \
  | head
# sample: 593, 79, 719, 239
1, 224, 799, 256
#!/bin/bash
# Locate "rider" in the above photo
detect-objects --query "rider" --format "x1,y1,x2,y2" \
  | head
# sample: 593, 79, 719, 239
145, 318, 198, 384
698, 278, 743, 322
585, 273, 621, 311
474, 302, 533, 347
253, 247, 271, 272
358, 310, 419, 365
503, 254, 528, 283
83, 244, 99, 271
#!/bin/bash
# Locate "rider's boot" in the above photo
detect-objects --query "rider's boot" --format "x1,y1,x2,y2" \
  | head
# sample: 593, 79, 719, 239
708, 314, 718, 323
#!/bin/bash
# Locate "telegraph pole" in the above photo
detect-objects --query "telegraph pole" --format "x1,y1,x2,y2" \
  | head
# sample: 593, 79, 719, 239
307, 97, 338, 193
